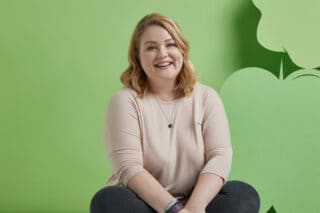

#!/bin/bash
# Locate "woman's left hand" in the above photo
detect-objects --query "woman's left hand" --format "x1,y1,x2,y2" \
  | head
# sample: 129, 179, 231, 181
184, 207, 205, 213
176, 209, 190, 213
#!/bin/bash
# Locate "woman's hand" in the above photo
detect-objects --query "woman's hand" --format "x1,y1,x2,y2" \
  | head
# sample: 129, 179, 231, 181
177, 209, 190, 213
183, 207, 206, 213
177, 208, 205, 213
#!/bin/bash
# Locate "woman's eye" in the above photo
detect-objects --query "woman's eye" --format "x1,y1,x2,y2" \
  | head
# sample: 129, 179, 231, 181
146, 46, 156, 51
167, 43, 176, 47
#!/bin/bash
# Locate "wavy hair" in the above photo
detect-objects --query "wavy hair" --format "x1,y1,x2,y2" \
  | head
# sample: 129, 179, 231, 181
120, 13, 198, 98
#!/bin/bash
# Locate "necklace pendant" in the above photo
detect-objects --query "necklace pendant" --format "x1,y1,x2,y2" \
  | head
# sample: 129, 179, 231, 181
168, 124, 172, 128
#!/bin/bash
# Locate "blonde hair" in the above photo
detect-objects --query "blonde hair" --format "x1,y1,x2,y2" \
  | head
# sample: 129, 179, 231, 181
120, 13, 198, 98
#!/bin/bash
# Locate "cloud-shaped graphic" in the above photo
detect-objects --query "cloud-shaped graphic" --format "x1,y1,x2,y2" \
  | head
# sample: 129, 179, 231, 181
220, 66, 320, 212
252, 0, 320, 68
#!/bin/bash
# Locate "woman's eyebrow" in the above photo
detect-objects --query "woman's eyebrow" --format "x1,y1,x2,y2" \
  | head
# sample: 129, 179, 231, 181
143, 38, 174, 45
143, 41, 157, 45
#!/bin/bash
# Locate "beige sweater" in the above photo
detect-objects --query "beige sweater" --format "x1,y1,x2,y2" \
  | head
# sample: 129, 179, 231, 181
104, 82, 232, 199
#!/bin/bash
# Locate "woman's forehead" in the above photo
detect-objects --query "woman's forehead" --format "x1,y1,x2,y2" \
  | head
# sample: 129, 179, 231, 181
140, 25, 173, 43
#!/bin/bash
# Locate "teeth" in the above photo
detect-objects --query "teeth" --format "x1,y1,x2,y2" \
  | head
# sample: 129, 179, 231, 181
156, 62, 171, 67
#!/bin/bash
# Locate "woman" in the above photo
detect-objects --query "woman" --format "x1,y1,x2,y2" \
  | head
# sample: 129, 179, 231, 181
90, 13, 260, 213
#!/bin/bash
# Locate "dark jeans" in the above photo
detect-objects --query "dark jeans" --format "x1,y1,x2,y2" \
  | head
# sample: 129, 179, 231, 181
90, 180, 260, 213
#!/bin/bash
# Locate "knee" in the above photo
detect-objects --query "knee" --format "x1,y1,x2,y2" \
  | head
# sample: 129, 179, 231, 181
225, 180, 260, 212
90, 186, 129, 213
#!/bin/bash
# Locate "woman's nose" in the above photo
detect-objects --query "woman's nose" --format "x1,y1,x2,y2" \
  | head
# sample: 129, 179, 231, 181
157, 45, 168, 58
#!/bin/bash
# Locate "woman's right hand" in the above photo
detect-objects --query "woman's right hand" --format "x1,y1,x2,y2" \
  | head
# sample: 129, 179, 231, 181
177, 208, 206, 213
177, 209, 190, 213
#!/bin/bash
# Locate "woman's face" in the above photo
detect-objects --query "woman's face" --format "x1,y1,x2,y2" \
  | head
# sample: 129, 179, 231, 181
138, 25, 183, 85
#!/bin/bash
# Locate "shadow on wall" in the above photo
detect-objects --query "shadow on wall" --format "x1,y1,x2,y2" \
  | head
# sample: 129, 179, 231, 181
266, 206, 277, 213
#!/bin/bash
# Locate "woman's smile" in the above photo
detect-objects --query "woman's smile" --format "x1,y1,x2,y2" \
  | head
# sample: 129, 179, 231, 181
154, 61, 173, 70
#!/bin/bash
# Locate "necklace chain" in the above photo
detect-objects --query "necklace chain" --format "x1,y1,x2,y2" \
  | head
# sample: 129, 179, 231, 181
153, 95, 177, 128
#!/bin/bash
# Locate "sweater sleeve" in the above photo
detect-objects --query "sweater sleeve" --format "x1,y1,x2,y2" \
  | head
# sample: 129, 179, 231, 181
104, 89, 145, 187
200, 88, 233, 182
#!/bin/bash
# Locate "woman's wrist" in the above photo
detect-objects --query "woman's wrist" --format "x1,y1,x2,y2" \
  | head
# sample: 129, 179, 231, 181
164, 199, 184, 213
184, 203, 206, 213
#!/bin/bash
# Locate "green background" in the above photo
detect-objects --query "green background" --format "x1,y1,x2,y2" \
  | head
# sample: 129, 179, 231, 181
0, 0, 318, 212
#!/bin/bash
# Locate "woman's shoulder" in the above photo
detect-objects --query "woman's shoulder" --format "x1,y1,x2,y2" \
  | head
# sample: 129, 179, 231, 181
193, 82, 225, 116
111, 87, 138, 100
194, 82, 219, 99
108, 87, 139, 107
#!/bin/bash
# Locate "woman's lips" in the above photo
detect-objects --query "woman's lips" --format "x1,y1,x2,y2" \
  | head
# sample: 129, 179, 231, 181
154, 61, 173, 70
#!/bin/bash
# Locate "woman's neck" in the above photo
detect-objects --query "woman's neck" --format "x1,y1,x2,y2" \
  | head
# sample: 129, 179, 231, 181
147, 80, 177, 101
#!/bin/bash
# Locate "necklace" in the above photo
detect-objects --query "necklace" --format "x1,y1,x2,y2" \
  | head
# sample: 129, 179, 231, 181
153, 95, 177, 128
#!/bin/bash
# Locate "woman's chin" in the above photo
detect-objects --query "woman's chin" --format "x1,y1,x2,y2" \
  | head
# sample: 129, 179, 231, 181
157, 70, 179, 79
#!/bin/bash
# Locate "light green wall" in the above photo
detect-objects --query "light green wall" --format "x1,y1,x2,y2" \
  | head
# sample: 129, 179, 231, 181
1, 0, 318, 212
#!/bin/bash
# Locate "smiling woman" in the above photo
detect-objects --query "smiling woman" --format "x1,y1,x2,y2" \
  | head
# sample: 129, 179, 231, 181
90, 13, 260, 213
120, 13, 197, 101
138, 25, 183, 90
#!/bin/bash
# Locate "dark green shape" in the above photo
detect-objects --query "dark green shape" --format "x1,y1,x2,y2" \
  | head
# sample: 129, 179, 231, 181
267, 206, 277, 213
233, 0, 280, 70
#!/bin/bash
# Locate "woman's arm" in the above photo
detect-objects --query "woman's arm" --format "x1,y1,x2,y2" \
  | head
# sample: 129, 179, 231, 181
184, 88, 232, 212
128, 170, 176, 213
105, 91, 177, 213
185, 173, 223, 212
